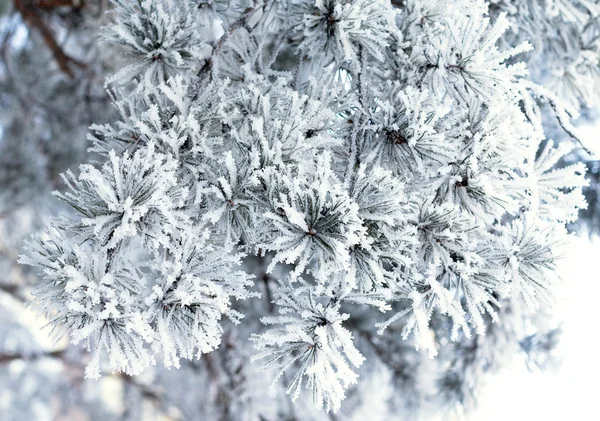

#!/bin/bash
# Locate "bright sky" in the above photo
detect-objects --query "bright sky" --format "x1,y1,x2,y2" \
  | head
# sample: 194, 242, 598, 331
470, 233, 600, 420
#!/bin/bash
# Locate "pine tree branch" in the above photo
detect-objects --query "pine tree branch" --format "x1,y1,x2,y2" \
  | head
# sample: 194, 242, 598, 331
548, 101, 593, 157
195, 5, 256, 85
213, 6, 255, 54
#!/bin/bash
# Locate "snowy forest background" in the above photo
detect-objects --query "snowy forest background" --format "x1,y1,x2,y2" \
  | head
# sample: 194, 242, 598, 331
0, 0, 599, 420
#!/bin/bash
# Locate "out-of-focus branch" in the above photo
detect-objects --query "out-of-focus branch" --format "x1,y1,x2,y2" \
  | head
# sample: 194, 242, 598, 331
13, 0, 86, 78
0, 349, 65, 364
34, 0, 83, 9
0, 347, 164, 408
115, 373, 162, 402
0, 283, 27, 303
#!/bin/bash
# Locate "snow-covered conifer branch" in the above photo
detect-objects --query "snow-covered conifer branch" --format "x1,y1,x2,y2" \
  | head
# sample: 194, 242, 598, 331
251, 281, 364, 412
19, 0, 592, 413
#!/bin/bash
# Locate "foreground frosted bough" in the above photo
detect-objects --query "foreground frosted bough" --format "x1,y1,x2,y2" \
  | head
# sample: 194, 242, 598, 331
21, 0, 591, 413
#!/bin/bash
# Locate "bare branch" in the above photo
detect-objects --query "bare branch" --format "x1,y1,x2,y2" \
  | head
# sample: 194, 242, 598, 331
14, 0, 86, 78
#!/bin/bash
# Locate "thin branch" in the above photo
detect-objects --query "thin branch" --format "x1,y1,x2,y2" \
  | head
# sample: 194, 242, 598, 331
14, 0, 86, 78
115, 373, 162, 402
34, 0, 83, 9
0, 349, 65, 364
0, 283, 27, 303
549, 101, 594, 157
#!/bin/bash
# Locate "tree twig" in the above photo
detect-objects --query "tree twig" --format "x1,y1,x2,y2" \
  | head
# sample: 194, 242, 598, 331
0, 349, 65, 364
14, 0, 86, 78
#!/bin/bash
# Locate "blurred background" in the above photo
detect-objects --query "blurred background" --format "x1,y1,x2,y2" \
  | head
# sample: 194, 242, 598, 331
0, 1, 598, 420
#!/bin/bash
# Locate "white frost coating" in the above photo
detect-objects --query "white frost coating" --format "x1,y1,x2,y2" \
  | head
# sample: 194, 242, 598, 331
20, 0, 592, 414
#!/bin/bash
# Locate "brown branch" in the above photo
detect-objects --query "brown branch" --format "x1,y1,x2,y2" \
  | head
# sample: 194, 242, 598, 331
13, 0, 86, 78
0, 283, 27, 303
212, 7, 255, 54
548, 101, 593, 157
256, 254, 275, 313
0, 349, 65, 364
115, 373, 162, 402
34, 0, 83, 9
193, 5, 255, 87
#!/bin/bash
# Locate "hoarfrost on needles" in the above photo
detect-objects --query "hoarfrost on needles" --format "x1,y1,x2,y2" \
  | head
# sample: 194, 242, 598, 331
19, 0, 597, 413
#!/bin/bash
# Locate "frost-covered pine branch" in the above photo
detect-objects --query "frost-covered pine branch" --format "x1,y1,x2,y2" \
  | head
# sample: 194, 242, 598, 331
19, 0, 591, 414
